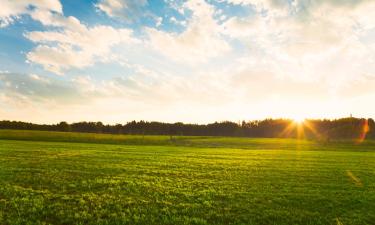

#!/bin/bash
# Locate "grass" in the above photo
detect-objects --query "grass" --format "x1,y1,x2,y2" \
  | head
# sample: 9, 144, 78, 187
0, 130, 374, 224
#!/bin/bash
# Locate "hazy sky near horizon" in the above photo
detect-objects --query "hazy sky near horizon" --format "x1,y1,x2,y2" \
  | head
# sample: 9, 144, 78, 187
0, 0, 375, 124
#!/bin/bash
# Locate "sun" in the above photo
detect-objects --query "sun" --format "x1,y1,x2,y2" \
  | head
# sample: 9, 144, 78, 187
292, 116, 306, 124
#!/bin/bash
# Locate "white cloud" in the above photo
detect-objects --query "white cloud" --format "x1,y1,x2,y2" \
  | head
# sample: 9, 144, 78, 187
25, 16, 137, 75
95, 0, 148, 21
0, 0, 142, 75
169, 16, 186, 26
220, 0, 375, 87
0, 0, 62, 27
146, 0, 231, 63
155, 16, 163, 27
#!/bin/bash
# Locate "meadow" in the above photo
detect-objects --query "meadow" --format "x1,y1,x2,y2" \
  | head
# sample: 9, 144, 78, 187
0, 130, 374, 225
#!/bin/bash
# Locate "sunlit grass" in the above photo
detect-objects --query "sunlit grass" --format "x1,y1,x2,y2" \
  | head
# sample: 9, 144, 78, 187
0, 136, 374, 224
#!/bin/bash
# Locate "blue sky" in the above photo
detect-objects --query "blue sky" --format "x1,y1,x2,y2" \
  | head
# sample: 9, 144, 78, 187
0, 0, 375, 124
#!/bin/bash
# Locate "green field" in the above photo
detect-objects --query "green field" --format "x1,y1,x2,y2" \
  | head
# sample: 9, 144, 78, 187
0, 130, 374, 225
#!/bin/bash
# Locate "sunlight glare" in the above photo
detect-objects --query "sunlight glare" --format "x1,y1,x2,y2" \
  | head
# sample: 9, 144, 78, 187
293, 116, 305, 124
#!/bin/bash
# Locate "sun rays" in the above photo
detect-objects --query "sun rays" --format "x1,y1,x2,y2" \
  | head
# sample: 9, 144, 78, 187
279, 117, 370, 143
279, 118, 320, 140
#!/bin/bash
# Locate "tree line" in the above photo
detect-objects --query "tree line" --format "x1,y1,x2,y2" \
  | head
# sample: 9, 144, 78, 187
0, 117, 374, 140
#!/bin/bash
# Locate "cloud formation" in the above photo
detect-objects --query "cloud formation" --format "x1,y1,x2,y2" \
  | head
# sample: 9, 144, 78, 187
0, 0, 62, 27
26, 23, 137, 74
146, 0, 231, 62
222, 0, 375, 84
1, 0, 375, 122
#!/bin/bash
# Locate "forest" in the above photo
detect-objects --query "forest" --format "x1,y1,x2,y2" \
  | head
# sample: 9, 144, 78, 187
0, 117, 373, 140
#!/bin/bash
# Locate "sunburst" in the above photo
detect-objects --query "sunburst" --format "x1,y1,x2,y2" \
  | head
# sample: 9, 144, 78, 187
279, 118, 322, 140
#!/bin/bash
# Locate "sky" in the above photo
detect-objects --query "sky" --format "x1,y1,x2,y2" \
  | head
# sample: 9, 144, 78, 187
0, 0, 375, 124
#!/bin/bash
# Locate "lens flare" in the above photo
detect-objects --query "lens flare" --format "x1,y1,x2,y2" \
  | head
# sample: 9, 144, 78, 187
357, 119, 370, 143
